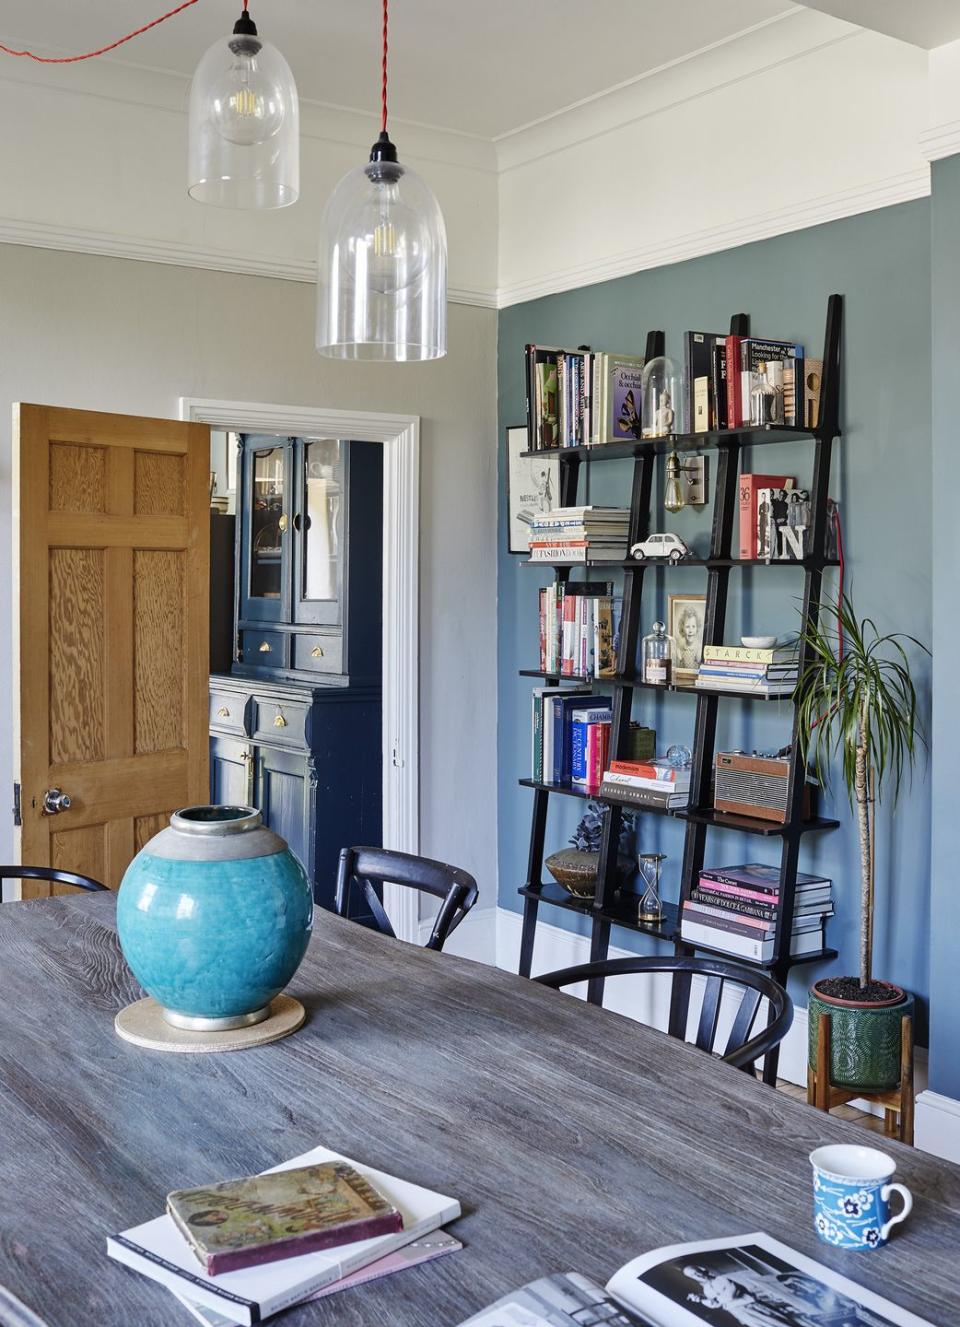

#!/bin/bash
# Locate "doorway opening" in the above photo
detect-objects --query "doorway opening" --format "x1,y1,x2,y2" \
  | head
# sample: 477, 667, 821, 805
182, 399, 419, 942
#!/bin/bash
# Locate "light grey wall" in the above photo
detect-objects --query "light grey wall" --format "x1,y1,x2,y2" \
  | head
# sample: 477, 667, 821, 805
0, 244, 499, 910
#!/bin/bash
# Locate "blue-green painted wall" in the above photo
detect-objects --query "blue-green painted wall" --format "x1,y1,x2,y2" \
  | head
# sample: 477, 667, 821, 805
497, 200, 933, 1030
929, 157, 960, 1096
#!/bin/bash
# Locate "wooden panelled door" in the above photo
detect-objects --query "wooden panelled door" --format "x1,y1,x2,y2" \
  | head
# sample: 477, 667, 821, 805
13, 405, 210, 895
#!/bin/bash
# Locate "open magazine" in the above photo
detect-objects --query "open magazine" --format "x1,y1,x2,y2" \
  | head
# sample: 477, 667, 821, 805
457, 1232, 934, 1327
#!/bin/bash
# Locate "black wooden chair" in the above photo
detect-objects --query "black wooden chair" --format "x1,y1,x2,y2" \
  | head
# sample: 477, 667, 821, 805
0, 866, 108, 897
534, 955, 792, 1076
335, 846, 478, 952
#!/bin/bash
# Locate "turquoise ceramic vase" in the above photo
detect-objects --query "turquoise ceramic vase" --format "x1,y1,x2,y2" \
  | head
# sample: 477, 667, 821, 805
117, 806, 312, 1030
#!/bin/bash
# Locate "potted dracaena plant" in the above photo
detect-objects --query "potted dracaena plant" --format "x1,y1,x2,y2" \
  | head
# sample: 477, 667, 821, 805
795, 592, 928, 1091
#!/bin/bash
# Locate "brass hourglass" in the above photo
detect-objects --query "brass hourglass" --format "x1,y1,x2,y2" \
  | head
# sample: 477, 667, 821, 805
638, 852, 666, 924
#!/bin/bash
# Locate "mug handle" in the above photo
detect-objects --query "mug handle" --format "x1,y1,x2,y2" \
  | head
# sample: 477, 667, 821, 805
880, 1182, 913, 1240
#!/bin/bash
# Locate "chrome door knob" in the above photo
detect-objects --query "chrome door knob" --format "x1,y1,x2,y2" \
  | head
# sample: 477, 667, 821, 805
42, 788, 72, 815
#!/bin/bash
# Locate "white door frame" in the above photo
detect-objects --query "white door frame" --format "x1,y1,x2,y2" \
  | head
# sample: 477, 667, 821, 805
180, 397, 419, 943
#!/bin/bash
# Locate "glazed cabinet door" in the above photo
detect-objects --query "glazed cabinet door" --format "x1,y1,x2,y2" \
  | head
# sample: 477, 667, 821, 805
238, 435, 293, 625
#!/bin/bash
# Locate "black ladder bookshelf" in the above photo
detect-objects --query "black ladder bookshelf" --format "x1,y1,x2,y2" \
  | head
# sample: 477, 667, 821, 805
517, 294, 843, 1084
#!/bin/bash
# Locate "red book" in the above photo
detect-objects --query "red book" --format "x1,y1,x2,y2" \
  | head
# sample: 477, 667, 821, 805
586, 722, 610, 790
738, 474, 792, 560
725, 335, 743, 428
538, 588, 547, 672
561, 590, 578, 676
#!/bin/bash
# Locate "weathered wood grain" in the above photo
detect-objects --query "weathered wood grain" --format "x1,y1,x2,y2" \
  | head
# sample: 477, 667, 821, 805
0, 895, 957, 1327
133, 550, 184, 755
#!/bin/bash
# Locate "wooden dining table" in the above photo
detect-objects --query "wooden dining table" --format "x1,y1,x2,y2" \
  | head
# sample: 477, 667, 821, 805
0, 893, 957, 1326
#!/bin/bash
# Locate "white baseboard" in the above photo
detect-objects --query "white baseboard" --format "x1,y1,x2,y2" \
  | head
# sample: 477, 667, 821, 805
419, 905, 498, 965
915, 1092, 960, 1164
441, 904, 951, 1149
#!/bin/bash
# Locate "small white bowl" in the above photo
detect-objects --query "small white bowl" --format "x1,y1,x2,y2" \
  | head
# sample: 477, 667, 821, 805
741, 635, 777, 649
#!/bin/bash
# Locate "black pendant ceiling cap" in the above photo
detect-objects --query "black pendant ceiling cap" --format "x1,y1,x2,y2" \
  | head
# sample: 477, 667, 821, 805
369, 130, 399, 164
233, 9, 258, 36
230, 8, 260, 55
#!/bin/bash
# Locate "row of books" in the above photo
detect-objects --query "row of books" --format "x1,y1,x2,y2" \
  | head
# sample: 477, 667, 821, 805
528, 505, 630, 563
530, 686, 655, 787
679, 862, 833, 962
684, 331, 821, 434
524, 332, 825, 453
694, 643, 799, 697
525, 345, 645, 451
538, 580, 619, 677
598, 758, 691, 812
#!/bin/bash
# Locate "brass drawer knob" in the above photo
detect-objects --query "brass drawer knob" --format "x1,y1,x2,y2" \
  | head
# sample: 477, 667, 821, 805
311, 645, 324, 658
273, 710, 287, 728
216, 706, 230, 718
259, 640, 271, 653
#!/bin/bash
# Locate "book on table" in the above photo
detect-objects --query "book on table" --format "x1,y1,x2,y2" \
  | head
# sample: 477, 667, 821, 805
455, 1230, 934, 1326
107, 1146, 460, 1326
175, 1231, 462, 1327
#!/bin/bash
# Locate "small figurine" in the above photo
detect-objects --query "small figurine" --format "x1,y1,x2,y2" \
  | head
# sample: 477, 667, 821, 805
630, 532, 690, 562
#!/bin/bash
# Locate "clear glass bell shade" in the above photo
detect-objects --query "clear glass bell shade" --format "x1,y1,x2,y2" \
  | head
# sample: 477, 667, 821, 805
188, 32, 299, 209
316, 155, 447, 361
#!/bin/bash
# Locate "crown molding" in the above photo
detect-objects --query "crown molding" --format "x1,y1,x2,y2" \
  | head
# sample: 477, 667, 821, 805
496, 167, 930, 308
0, 43, 498, 174
0, 214, 499, 308
919, 120, 960, 164
494, 7, 857, 173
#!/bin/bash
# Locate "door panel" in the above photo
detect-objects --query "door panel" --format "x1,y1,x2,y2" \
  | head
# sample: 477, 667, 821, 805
256, 745, 309, 871
209, 736, 251, 808
14, 404, 210, 896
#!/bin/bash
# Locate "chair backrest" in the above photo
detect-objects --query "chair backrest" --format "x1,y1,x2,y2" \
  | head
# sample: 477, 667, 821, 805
335, 846, 478, 951
0, 866, 108, 897
534, 955, 792, 1074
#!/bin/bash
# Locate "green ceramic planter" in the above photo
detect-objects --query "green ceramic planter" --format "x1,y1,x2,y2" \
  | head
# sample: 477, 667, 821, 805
808, 984, 913, 1092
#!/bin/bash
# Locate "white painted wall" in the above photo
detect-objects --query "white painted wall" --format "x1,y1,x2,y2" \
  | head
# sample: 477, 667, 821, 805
495, 11, 931, 304
0, 58, 499, 304
0, 243, 499, 904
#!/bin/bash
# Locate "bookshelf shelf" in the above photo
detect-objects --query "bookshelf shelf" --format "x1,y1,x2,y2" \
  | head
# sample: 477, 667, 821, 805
675, 808, 841, 837
518, 777, 676, 817
515, 884, 840, 972
519, 422, 841, 462
523, 556, 841, 571
516, 296, 844, 1085
519, 670, 799, 702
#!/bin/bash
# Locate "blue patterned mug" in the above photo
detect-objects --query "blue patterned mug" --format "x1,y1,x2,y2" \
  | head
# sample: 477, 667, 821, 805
810, 1144, 912, 1249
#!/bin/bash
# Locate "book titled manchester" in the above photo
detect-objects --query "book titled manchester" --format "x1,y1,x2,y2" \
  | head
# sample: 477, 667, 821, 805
167, 1161, 403, 1275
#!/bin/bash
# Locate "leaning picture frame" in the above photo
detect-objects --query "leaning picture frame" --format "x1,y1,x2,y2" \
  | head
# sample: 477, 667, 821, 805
505, 425, 561, 554
668, 593, 706, 681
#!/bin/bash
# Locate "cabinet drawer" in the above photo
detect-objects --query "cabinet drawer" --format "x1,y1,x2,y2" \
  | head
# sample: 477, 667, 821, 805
292, 632, 343, 675
210, 688, 247, 735
252, 695, 310, 747
240, 630, 288, 669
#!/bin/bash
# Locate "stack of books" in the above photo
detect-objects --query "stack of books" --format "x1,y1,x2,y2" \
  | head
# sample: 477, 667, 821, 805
598, 758, 691, 811
108, 1147, 461, 1325
538, 580, 619, 677
680, 862, 833, 962
528, 506, 630, 563
695, 643, 799, 696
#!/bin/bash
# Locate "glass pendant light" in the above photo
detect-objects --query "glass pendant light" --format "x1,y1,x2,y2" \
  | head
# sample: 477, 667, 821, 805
188, 5, 299, 209
316, 0, 447, 361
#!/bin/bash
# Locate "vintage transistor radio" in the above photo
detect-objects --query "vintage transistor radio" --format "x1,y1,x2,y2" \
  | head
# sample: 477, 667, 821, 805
713, 751, 814, 823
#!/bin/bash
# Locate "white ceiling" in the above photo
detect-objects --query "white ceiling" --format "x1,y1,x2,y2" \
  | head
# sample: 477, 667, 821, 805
794, 0, 960, 49
0, 0, 796, 139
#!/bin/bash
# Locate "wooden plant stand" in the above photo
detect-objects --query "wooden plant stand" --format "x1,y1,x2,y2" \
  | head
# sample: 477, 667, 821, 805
807, 1010, 914, 1146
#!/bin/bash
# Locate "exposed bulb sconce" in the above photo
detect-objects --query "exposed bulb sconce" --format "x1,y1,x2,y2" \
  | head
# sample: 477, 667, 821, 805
664, 452, 708, 511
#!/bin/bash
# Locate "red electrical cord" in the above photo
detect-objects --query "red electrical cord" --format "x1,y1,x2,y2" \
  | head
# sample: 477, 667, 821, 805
381, 0, 389, 132
0, 0, 200, 64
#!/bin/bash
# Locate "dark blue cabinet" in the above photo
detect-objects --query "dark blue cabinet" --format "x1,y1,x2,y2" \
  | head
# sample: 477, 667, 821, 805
210, 437, 382, 916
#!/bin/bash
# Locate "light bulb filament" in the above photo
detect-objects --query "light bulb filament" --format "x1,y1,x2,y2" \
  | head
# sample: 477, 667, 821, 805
231, 86, 260, 118
373, 221, 397, 258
